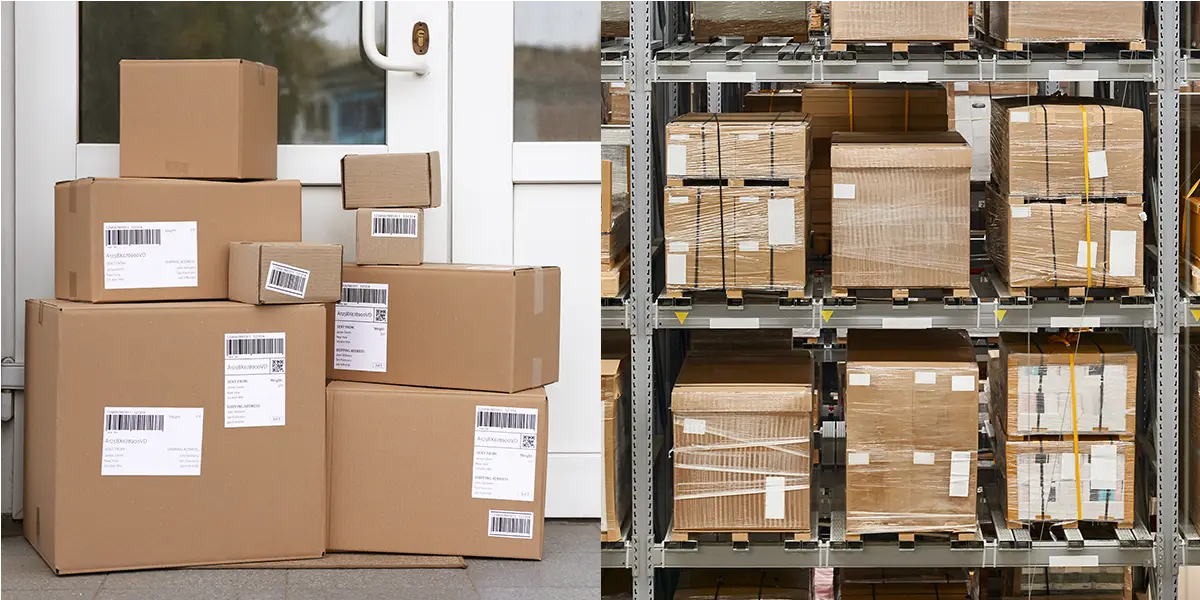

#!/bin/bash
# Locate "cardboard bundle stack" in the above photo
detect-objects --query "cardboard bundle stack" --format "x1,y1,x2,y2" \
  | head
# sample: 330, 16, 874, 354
844, 330, 978, 538
601, 354, 630, 543
840, 568, 976, 599
672, 569, 811, 600
829, 1, 969, 44
692, 2, 811, 42
602, 159, 631, 297
604, 82, 630, 125
600, 0, 630, 38
1003, 566, 1133, 599
341, 151, 440, 266
979, 1, 1145, 48
985, 98, 1144, 294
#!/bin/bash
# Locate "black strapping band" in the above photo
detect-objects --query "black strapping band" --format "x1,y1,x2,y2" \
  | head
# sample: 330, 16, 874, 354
1041, 105, 1051, 197
715, 115, 727, 289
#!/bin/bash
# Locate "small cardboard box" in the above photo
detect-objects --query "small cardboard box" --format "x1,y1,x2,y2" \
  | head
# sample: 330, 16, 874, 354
229, 242, 344, 305
329, 264, 560, 393
355, 209, 423, 266
341, 152, 441, 209
327, 381, 547, 559
24, 300, 327, 574
55, 178, 301, 303
120, 59, 278, 180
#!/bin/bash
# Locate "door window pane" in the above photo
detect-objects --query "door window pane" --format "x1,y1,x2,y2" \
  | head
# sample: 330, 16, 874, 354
514, 2, 600, 142
80, 1, 386, 144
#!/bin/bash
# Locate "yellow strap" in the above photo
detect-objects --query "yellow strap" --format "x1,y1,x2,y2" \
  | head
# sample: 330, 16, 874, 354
1069, 353, 1083, 522
1188, 179, 1200, 199
848, 87, 854, 132
904, 89, 910, 132
1080, 105, 1093, 287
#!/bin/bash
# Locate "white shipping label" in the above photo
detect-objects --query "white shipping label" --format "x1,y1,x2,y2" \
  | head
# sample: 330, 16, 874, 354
683, 418, 707, 435
667, 254, 687, 285
848, 373, 871, 386
667, 145, 687, 176
949, 451, 972, 497
1108, 230, 1137, 277
334, 283, 389, 373
1011, 206, 1032, 218
670, 134, 691, 141
264, 262, 310, 299
848, 451, 870, 466
609, 81, 626, 88
371, 211, 419, 237
832, 183, 856, 199
472, 406, 539, 502
223, 333, 286, 428
951, 375, 976, 392
1060, 453, 1078, 481
488, 510, 534, 540
1010, 111, 1031, 123
1076, 240, 1099, 268
914, 371, 937, 385
1090, 444, 1119, 490
101, 407, 204, 476
738, 240, 760, 252
913, 451, 936, 465
103, 221, 198, 290
1087, 150, 1109, 179
738, 196, 760, 203
738, 133, 760, 141
668, 242, 689, 253
764, 476, 786, 519
668, 195, 689, 204
767, 197, 796, 246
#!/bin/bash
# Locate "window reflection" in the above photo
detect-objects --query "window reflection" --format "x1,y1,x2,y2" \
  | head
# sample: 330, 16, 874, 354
514, 1, 600, 142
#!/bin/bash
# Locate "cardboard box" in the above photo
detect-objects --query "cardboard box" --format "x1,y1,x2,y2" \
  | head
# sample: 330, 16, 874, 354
24, 300, 326, 573
329, 264, 560, 393
982, 1, 1144, 44
743, 89, 805, 113
601, 356, 630, 542
671, 355, 814, 534
228, 242, 344, 305
693, 2, 810, 42
120, 59, 277, 180
326, 381, 548, 559
666, 113, 811, 180
995, 431, 1133, 527
55, 178, 301, 303
1190, 347, 1200, 538
341, 152, 441, 209
784, 84, 950, 139
674, 570, 811, 600
606, 83, 630, 125
990, 98, 1143, 200
663, 185, 806, 292
601, 1, 630, 37
985, 184, 1143, 290
1008, 566, 1132, 598
830, 1, 969, 42
831, 132, 971, 290
845, 330, 978, 535
354, 209, 423, 266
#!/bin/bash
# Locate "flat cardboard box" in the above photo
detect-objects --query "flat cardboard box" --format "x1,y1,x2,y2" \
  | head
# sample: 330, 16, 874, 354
329, 264, 560, 393
326, 381, 547, 559
120, 59, 277, 180
601, 215, 630, 269
354, 208, 423, 266
601, 356, 630, 541
831, 132, 971, 290
671, 355, 814, 533
24, 300, 326, 574
666, 113, 811, 180
228, 242, 344, 305
693, 2, 810, 42
341, 152, 441, 209
982, 1, 1144, 43
844, 330, 978, 535
830, 1, 969, 42
55, 178, 302, 303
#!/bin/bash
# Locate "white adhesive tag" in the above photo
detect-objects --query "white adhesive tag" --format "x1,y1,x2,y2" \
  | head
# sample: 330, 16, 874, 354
1076, 240, 1099, 268
1048, 69, 1099, 82
264, 262, 310, 299
1108, 230, 1137, 277
707, 71, 756, 83
949, 451, 972, 497
668, 241, 689, 253
667, 254, 687, 285
738, 195, 760, 203
223, 333, 286, 428
879, 70, 928, 83
951, 375, 976, 392
102, 407, 204, 476
667, 145, 687, 176
954, 81, 969, 92
609, 81, 626, 88
764, 476, 786, 519
1060, 453, 1078, 481
334, 283, 389, 373
683, 418, 707, 435
1049, 555, 1100, 567
848, 451, 870, 466
848, 373, 871, 386
1011, 206, 1032, 218
767, 197, 796, 246
371, 211, 419, 238
832, 183, 856, 199
1010, 111, 1031, 123
668, 195, 689, 204
738, 133, 760, 141
915, 371, 937, 385
488, 510, 535, 539
710, 318, 759, 329
1087, 150, 1109, 179
472, 405, 539, 502
1090, 444, 1119, 490
738, 240, 760, 252
670, 133, 690, 141
881, 317, 933, 329
913, 451, 936, 465
103, 221, 199, 290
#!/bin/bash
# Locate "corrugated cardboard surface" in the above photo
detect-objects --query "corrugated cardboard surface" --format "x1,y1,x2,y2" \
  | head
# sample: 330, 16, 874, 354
606, 83, 630, 125
663, 186, 806, 292
228, 242, 343, 305
120, 59, 277, 180
984, 185, 1143, 289
341, 152, 441, 209
600, 0, 629, 37
329, 264, 560, 393
354, 208, 423, 266
671, 356, 813, 533
993, 333, 1136, 437
996, 431, 1134, 526
693, 2, 810, 42
982, 1, 1144, 43
24, 300, 326, 573
673, 569, 811, 600
326, 381, 547, 559
990, 98, 1143, 199
845, 330, 978, 535
1191, 348, 1200, 539
791, 84, 950, 139
830, 132, 971, 289
55, 178, 301, 303
666, 113, 811, 180
830, 1, 969, 42
601, 356, 630, 539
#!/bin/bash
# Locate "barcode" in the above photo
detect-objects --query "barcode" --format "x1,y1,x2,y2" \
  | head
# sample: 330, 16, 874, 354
105, 228, 162, 246
342, 287, 388, 305
266, 265, 308, 296
106, 413, 164, 432
477, 409, 537, 432
488, 511, 534, 539
226, 337, 284, 356
372, 213, 418, 236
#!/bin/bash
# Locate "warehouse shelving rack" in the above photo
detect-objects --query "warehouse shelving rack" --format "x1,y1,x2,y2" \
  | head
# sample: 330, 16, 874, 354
606, 3, 1186, 599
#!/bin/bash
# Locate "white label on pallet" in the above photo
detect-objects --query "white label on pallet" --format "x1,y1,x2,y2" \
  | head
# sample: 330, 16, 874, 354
738, 133, 760, 141
832, 183, 856, 199
951, 375, 976, 392
1076, 240, 1099, 268
668, 242, 689, 253
914, 371, 937, 385
913, 451, 936, 465
764, 476, 786, 519
1087, 150, 1109, 179
949, 451, 972, 497
1048, 69, 1099, 82
738, 240, 760, 252
668, 195, 689, 204
738, 195, 760, 203
1009, 111, 1031, 123
1090, 444, 1119, 491
667, 145, 687, 176
881, 317, 932, 329
683, 418, 707, 435
706, 71, 756, 83
1048, 555, 1100, 567
670, 134, 690, 141
848, 451, 870, 466
767, 197, 796, 246
666, 254, 687, 286
709, 318, 759, 329
848, 373, 871, 386
1109, 230, 1137, 277
609, 81, 626, 89
1050, 316, 1102, 328
1060, 453, 1077, 481
1011, 206, 1032, 218
879, 70, 928, 83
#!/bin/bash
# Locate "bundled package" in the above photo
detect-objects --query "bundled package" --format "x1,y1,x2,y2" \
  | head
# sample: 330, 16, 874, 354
663, 185, 806, 292
693, 2, 811, 42
666, 113, 811, 180
671, 355, 814, 535
981, 1, 1144, 44
688, 329, 797, 358
604, 83, 630, 125
673, 570, 811, 600
1190, 346, 1200, 533
601, 0, 629, 37
829, 1, 969, 43
744, 89, 804, 114
995, 433, 1134, 527
601, 160, 630, 269
787, 84, 950, 139
949, 82, 1039, 181
992, 333, 1136, 437
844, 330, 978, 536
601, 355, 631, 542
808, 139, 832, 255
830, 132, 971, 290
1005, 566, 1132, 599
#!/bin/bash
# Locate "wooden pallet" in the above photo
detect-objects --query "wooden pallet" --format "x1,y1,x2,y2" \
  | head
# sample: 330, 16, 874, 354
829, 40, 971, 53
662, 288, 808, 308
666, 178, 805, 188
669, 530, 814, 544
980, 32, 1146, 53
844, 530, 977, 543
1008, 285, 1145, 300
1002, 430, 1136, 442
1008, 518, 1133, 535
601, 526, 623, 543
601, 256, 629, 299
831, 287, 971, 301
1006, 194, 1142, 206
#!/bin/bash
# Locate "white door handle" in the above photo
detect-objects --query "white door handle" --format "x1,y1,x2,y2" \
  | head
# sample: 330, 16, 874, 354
362, 1, 428, 75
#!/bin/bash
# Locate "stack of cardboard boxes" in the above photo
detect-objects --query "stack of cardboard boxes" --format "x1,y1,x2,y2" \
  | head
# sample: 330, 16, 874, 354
601, 159, 631, 297
978, 1, 1145, 48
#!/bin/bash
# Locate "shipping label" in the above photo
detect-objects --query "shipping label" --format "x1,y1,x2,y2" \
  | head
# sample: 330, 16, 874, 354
334, 283, 389, 372
223, 333, 286, 428
472, 405, 538, 502
487, 510, 534, 540
264, 261, 310, 298
101, 407, 204, 476
103, 221, 198, 290
371, 212, 419, 238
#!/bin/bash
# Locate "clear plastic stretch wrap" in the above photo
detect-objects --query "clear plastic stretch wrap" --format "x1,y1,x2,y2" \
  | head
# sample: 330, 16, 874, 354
671, 356, 814, 533
829, 1, 969, 42
982, 1, 1144, 43
665, 113, 811, 180
830, 132, 971, 290
1191, 346, 1200, 535
996, 433, 1134, 526
601, 357, 630, 540
663, 185, 806, 292
992, 333, 1136, 437
673, 570, 811, 600
604, 83, 629, 125
845, 330, 978, 535
748, 84, 950, 139
990, 97, 1144, 200
1009, 566, 1132, 599
693, 2, 811, 42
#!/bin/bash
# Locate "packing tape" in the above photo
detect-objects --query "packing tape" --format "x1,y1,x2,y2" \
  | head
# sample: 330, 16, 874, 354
532, 267, 544, 315
531, 357, 542, 385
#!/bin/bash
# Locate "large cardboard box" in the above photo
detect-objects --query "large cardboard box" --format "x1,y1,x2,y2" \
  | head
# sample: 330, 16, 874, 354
55, 178, 302, 303
671, 356, 814, 534
329, 264, 560, 393
830, 1, 969, 42
341, 152, 441, 209
663, 185, 806, 292
228, 242, 343, 305
982, 1, 1144, 44
990, 98, 1143, 200
24, 300, 326, 573
120, 59, 277, 180
844, 330, 978, 535
993, 333, 1136, 437
693, 2, 811, 42
666, 113, 811, 180
831, 132, 971, 290
985, 185, 1143, 290
785, 84, 950, 139
601, 1, 630, 37
326, 381, 548, 559
355, 208, 423, 266
601, 356, 630, 542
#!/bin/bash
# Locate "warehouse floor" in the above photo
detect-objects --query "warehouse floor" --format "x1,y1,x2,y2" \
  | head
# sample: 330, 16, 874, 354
0, 520, 598, 599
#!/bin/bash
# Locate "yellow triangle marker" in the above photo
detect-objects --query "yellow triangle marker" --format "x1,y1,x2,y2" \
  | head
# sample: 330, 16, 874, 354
996, 309, 1007, 323
821, 310, 833, 323
675, 312, 688, 324
1192, 309, 1200, 323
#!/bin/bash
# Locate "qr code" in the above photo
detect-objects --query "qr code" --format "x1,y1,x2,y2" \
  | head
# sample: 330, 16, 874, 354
375, 308, 388, 323
521, 435, 536, 449
270, 359, 285, 373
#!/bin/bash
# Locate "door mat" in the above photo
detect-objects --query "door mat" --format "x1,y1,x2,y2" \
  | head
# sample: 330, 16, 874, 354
192, 553, 466, 569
